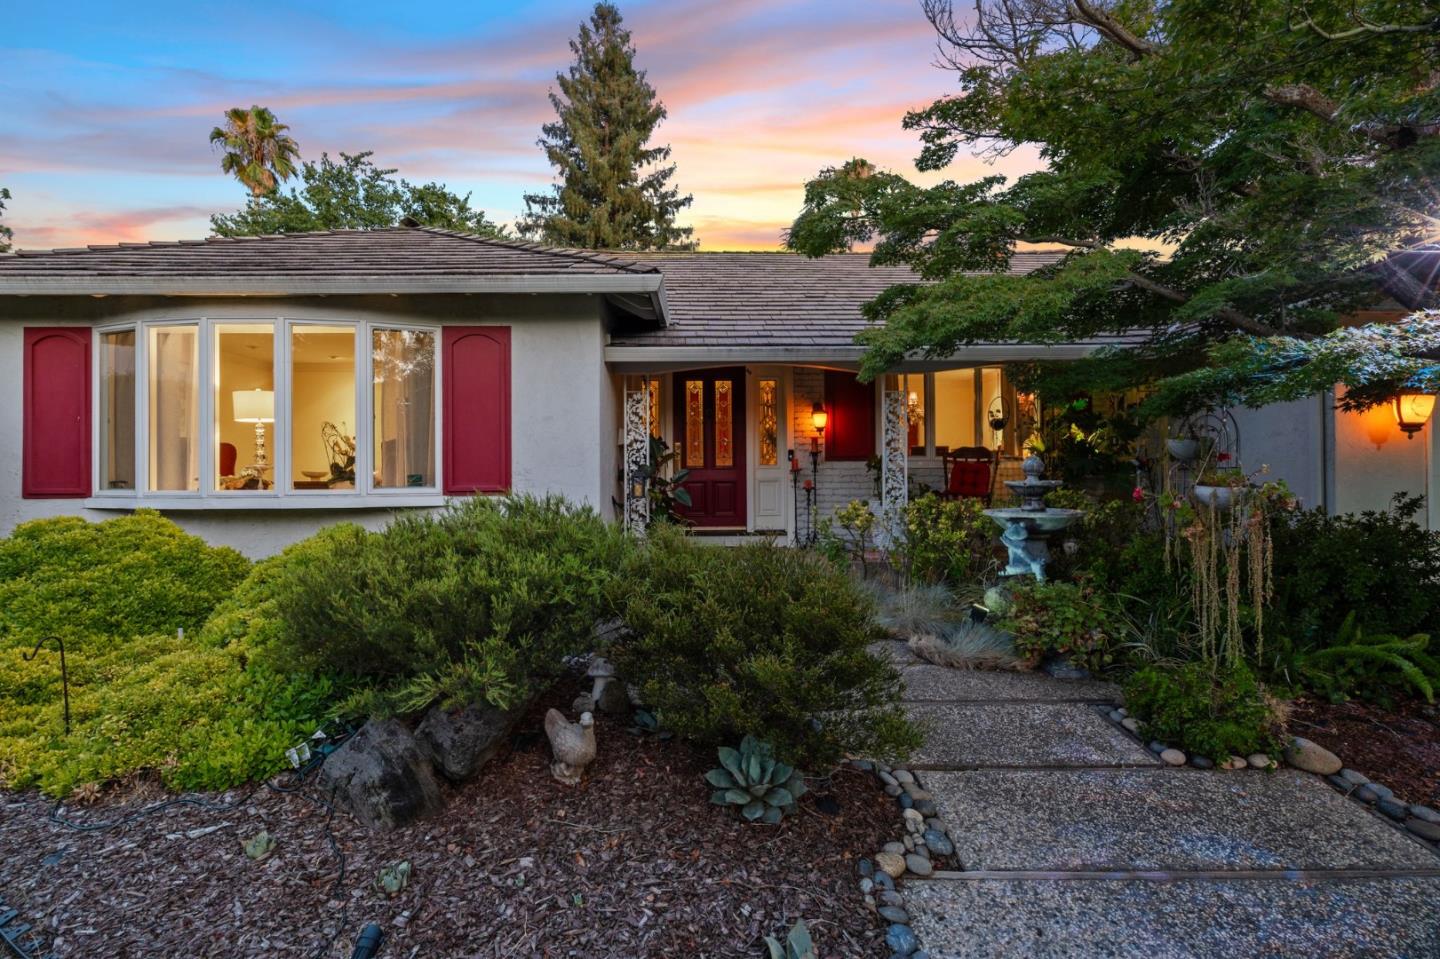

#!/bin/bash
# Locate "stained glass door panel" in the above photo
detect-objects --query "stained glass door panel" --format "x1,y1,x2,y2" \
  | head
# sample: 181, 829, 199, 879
672, 368, 746, 527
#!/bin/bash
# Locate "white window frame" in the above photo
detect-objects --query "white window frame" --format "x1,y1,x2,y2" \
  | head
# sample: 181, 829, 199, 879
86, 316, 445, 510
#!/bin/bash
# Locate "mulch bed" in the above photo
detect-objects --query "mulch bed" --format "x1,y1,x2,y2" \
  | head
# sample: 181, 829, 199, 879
1289, 697, 1440, 806
0, 689, 899, 958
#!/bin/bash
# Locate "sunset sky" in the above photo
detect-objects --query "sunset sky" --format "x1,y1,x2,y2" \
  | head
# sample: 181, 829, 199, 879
3, 0, 1042, 251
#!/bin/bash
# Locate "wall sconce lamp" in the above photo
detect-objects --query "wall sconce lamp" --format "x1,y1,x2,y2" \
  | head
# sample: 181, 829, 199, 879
811, 402, 829, 437
1393, 391, 1436, 439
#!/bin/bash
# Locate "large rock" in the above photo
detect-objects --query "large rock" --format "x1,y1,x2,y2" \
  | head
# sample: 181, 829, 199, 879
1283, 737, 1343, 776
416, 702, 522, 781
317, 718, 444, 831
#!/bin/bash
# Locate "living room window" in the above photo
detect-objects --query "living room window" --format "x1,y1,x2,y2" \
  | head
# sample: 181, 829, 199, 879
94, 317, 440, 502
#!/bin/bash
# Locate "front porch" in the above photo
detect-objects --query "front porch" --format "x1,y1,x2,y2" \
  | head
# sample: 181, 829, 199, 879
612, 363, 1038, 540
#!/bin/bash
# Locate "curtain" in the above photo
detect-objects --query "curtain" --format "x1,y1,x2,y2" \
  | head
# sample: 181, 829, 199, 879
102, 331, 136, 489
374, 330, 435, 487
151, 326, 198, 490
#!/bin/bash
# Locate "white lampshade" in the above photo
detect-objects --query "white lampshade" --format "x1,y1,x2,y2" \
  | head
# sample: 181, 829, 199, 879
232, 389, 275, 423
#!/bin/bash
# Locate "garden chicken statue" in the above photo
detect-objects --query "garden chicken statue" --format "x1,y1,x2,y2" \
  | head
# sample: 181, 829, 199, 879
544, 708, 596, 785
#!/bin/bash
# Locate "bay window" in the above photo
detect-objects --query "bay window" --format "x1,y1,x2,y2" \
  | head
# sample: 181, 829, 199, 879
290, 325, 357, 491
148, 324, 199, 491
99, 330, 136, 491
95, 317, 440, 502
372, 328, 436, 488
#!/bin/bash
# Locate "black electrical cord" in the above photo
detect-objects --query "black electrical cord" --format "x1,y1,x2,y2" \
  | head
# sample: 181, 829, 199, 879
48, 750, 352, 959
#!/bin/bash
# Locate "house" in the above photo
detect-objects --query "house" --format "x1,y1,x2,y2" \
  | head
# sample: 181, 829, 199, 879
0, 225, 1432, 557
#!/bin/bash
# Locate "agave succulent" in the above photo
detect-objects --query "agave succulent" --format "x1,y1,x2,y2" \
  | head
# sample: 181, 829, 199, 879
765, 919, 816, 959
706, 735, 807, 823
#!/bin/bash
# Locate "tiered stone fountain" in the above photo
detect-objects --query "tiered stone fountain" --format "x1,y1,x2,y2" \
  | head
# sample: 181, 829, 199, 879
983, 453, 1083, 582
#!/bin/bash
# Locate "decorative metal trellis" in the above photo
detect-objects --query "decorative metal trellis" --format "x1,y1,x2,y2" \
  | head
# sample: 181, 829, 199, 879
622, 375, 651, 534
879, 386, 909, 547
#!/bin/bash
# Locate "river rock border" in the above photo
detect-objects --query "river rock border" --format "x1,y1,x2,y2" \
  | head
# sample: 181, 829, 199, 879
1097, 703, 1440, 848
849, 759, 956, 959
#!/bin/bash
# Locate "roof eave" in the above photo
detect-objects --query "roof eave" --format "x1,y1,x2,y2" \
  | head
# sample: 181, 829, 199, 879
0, 273, 666, 298
603, 342, 1112, 371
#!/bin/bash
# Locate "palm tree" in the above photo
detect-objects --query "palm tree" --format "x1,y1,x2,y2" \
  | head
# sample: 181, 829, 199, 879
209, 106, 301, 197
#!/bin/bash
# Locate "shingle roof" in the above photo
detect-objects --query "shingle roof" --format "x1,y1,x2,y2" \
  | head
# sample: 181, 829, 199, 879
613, 250, 1070, 349
0, 226, 660, 295
1378, 244, 1440, 310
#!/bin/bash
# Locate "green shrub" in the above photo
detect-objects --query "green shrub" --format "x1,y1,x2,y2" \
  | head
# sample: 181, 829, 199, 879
998, 580, 1117, 672
0, 512, 336, 796
611, 529, 920, 768
1267, 494, 1440, 649
815, 499, 878, 576
1122, 661, 1282, 760
264, 495, 628, 714
0, 510, 249, 649
0, 633, 334, 796
895, 493, 997, 586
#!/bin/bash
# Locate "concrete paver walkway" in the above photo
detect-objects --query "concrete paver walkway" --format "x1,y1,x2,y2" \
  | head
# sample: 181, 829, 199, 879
887, 645, 1440, 958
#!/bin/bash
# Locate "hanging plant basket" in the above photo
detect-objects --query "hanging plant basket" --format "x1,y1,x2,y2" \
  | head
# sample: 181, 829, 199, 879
1166, 438, 1200, 461
1192, 484, 1246, 512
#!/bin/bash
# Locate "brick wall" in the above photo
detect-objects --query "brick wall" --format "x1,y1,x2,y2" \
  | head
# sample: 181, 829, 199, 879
790, 368, 878, 533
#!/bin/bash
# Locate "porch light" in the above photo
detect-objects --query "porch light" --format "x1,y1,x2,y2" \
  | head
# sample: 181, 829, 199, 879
811, 402, 828, 435
1392, 391, 1435, 439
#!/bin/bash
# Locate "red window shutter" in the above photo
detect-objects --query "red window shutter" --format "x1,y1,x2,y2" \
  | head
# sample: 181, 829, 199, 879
442, 326, 511, 495
823, 371, 876, 461
24, 327, 92, 498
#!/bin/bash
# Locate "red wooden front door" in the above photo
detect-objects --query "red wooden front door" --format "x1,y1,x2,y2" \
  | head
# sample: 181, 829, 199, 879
674, 368, 746, 527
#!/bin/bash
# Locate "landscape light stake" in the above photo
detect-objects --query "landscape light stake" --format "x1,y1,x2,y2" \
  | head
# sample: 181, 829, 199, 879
22, 636, 70, 735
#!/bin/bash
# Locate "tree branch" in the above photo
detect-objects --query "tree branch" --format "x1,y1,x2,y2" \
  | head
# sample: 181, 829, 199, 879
1014, 235, 1288, 337
1262, 83, 1340, 123
1070, 0, 1158, 58
1290, 10, 1435, 40
1120, 272, 1286, 337
1263, 82, 1437, 149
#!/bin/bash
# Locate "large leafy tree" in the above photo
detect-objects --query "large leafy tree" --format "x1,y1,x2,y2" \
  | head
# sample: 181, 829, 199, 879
211, 151, 503, 237
519, 2, 695, 250
786, 0, 1440, 415
209, 106, 301, 197
0, 187, 12, 253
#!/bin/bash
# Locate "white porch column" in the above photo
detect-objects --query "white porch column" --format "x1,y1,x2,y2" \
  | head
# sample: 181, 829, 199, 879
622, 375, 651, 534
880, 380, 909, 545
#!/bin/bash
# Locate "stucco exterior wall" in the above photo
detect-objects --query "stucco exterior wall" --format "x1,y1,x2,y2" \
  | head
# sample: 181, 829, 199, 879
0, 293, 610, 556
1230, 398, 1327, 511
1331, 399, 1435, 525
1233, 394, 1437, 525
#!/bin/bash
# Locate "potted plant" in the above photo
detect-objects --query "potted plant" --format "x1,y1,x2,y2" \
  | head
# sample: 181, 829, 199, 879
1192, 465, 1248, 511
1166, 423, 1202, 462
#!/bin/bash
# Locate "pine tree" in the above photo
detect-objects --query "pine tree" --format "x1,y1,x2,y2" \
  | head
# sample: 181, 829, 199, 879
519, 3, 695, 250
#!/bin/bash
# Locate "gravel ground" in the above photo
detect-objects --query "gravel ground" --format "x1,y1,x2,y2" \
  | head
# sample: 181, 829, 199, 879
1290, 697, 1440, 806
0, 694, 897, 958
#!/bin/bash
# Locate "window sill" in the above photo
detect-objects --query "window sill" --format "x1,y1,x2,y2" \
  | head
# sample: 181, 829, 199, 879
82, 494, 450, 511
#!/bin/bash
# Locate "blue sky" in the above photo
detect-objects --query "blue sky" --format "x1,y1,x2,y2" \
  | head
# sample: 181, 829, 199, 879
2, 0, 1039, 249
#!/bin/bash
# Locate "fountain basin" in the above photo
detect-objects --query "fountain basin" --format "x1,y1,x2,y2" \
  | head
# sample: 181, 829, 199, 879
983, 507, 1084, 534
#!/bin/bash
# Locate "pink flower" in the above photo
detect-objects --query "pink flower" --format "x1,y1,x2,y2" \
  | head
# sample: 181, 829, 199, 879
1132, 487, 1145, 502
1217, 452, 1232, 463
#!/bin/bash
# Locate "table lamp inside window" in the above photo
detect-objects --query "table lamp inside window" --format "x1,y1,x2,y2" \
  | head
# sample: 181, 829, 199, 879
232, 389, 275, 472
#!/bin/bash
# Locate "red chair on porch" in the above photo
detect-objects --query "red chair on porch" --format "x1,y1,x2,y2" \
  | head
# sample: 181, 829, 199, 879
940, 446, 996, 505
